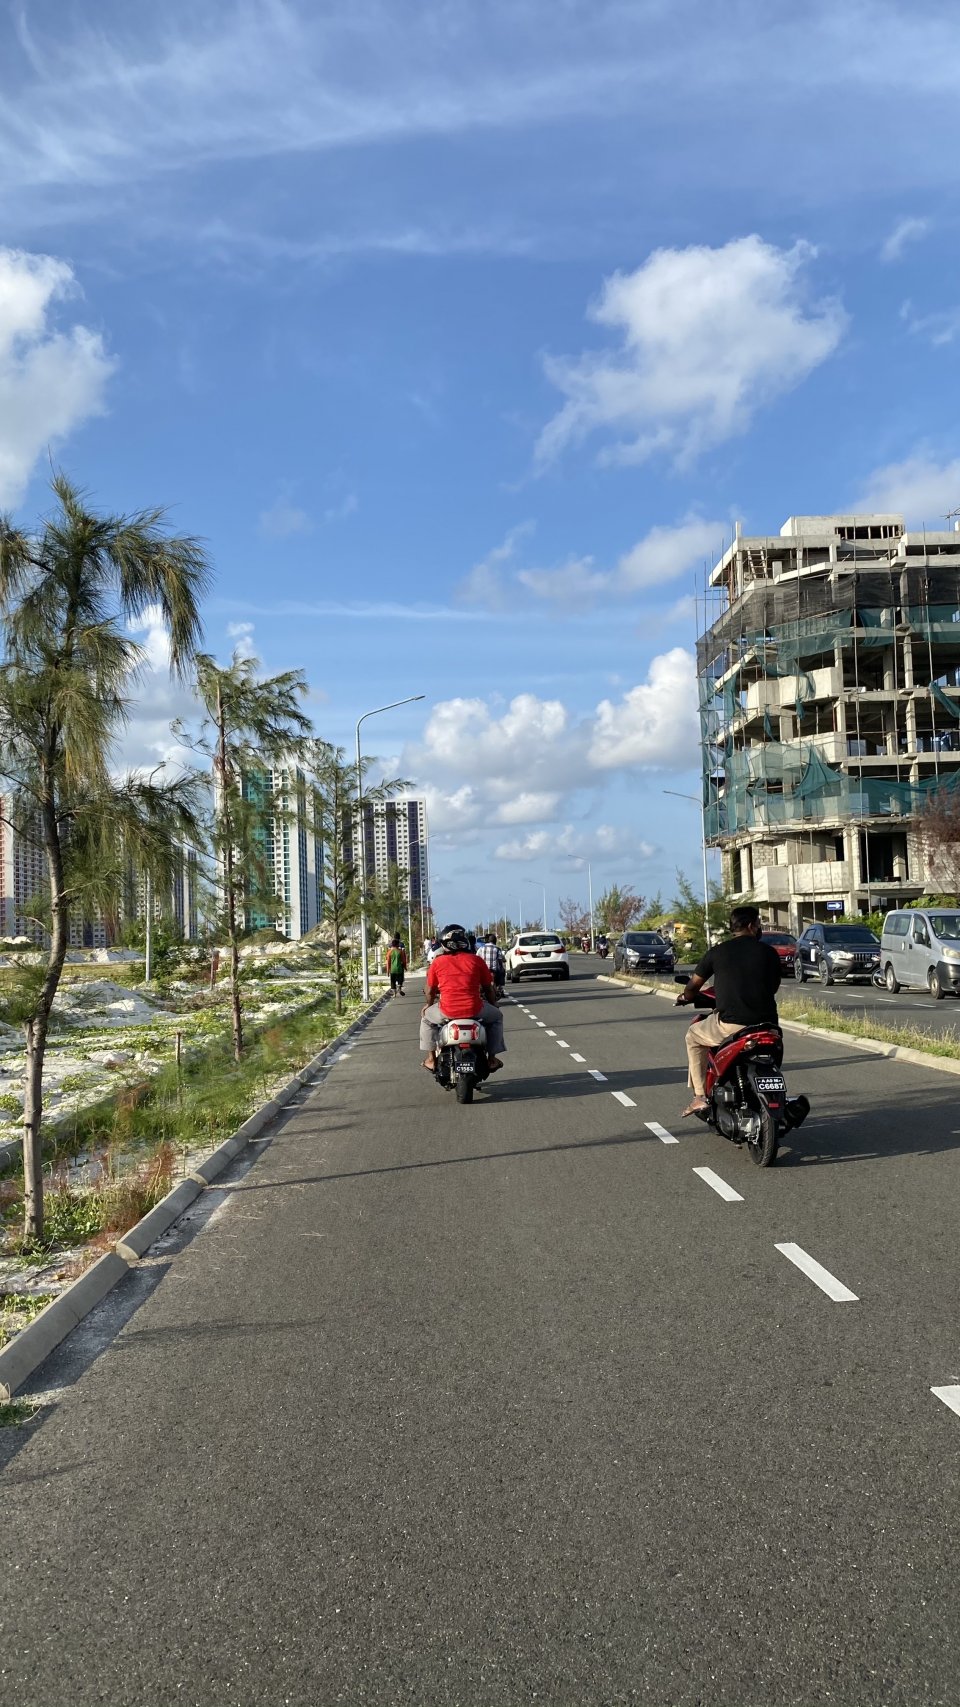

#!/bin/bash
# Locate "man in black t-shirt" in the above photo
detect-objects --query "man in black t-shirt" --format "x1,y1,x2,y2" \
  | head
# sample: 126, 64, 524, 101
675, 905, 782, 1116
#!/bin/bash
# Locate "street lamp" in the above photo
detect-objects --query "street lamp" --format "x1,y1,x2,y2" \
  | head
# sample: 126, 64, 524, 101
663, 789, 711, 947
356, 695, 425, 1000
587, 861, 595, 951
522, 878, 548, 929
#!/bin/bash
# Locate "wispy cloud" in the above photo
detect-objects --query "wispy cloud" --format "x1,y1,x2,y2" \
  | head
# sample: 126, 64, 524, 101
850, 451, 960, 526
900, 297, 960, 347
217, 598, 495, 622
880, 216, 931, 263
323, 491, 358, 524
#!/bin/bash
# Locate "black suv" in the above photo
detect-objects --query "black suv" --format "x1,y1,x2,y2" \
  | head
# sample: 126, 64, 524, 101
614, 930, 675, 975
794, 922, 881, 985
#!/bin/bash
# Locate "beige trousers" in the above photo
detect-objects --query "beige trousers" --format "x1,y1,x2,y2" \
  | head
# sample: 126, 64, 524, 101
685, 1012, 745, 1096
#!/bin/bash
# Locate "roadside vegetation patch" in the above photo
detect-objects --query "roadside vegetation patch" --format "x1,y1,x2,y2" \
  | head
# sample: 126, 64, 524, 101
778, 994, 960, 1060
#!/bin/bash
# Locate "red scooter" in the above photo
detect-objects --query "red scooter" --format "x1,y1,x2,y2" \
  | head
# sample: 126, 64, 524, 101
674, 975, 809, 1167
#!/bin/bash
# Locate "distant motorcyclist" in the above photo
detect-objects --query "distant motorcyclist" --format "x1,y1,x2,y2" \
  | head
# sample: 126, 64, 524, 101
675, 905, 781, 1117
420, 924, 505, 1073
595, 932, 609, 959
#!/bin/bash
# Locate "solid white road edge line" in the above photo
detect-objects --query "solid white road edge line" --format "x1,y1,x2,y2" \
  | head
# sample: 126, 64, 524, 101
645, 1121, 679, 1145
693, 1166, 743, 1202
611, 1090, 636, 1107
570, 1053, 586, 1062
931, 1385, 960, 1418
775, 1242, 859, 1302
589, 1069, 608, 1081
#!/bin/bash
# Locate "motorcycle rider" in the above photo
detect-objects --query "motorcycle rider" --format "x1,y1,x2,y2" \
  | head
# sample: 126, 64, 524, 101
675, 905, 781, 1117
595, 932, 609, 958
420, 923, 506, 1073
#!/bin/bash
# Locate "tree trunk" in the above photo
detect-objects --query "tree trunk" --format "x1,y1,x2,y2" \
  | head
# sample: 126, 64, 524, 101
22, 790, 69, 1243
22, 1013, 48, 1243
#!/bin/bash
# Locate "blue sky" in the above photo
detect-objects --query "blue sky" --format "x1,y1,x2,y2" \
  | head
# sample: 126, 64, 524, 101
3, 0, 960, 926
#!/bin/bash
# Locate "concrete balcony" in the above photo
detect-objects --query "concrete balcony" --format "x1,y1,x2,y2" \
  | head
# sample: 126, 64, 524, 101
748, 861, 850, 904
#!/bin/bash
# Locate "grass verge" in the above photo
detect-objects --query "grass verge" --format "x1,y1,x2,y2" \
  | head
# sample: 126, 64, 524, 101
1, 992, 361, 1257
778, 994, 960, 1059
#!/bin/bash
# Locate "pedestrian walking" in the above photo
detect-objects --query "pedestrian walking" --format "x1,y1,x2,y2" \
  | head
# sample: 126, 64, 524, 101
385, 934, 408, 997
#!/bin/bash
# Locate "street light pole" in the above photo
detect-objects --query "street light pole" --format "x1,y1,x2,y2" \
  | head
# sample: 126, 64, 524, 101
663, 789, 711, 947
522, 878, 547, 929
355, 695, 425, 1001
587, 862, 595, 951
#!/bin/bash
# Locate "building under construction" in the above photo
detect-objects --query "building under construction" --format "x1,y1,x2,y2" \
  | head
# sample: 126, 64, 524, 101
698, 513, 960, 930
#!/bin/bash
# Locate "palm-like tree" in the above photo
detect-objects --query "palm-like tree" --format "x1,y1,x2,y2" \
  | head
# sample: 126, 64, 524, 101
0, 475, 210, 1242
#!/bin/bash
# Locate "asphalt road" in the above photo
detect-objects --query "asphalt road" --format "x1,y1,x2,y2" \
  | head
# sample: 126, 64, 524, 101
2, 964, 959, 1706
616, 954, 960, 1039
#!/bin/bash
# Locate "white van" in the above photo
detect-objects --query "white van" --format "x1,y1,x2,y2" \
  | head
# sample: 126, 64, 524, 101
879, 908, 960, 999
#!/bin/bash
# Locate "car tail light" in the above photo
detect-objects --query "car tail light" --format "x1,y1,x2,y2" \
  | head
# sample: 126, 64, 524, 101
515, 949, 526, 956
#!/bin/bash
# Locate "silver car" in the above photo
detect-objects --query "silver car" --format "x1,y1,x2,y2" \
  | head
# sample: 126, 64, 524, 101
880, 909, 960, 999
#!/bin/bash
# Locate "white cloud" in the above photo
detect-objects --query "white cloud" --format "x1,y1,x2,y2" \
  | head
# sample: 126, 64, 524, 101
474, 515, 721, 608
410, 648, 699, 860
494, 823, 654, 866
118, 607, 197, 773
881, 217, 930, 263
259, 494, 312, 538
849, 452, 960, 527
536, 236, 846, 469
226, 620, 256, 660
0, 246, 113, 508
589, 647, 699, 770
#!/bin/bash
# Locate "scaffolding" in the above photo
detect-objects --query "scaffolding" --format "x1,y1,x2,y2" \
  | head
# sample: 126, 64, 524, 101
696, 522, 960, 917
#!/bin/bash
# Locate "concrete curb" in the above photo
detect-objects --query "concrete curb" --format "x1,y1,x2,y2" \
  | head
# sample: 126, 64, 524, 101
597, 970, 960, 1076
0, 991, 389, 1402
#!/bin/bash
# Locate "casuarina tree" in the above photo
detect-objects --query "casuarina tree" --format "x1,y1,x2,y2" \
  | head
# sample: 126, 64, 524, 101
0, 475, 209, 1243
181, 652, 312, 1060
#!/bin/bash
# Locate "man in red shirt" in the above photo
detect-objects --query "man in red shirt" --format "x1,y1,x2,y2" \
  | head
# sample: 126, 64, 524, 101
420, 923, 505, 1071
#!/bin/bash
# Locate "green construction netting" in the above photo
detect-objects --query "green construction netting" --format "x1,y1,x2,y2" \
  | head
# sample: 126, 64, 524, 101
931, 682, 960, 722
702, 739, 960, 839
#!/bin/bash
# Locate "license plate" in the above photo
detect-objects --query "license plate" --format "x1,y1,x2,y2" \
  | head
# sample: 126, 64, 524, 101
456, 1059, 477, 1075
756, 1074, 785, 1092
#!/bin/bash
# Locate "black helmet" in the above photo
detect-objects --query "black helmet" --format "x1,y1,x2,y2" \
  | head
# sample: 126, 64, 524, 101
439, 922, 471, 953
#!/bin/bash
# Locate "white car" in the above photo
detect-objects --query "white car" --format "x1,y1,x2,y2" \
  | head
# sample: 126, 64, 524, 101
505, 932, 570, 982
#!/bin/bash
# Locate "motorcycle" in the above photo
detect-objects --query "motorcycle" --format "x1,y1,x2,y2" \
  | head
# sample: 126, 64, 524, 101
432, 1016, 490, 1104
674, 975, 809, 1166
580, 934, 591, 954
596, 938, 609, 960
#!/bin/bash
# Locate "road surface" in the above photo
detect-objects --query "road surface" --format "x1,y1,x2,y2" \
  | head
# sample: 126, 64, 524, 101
2, 964, 959, 1705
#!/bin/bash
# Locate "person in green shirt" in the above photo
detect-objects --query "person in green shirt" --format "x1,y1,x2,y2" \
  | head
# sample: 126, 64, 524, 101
385, 935, 408, 997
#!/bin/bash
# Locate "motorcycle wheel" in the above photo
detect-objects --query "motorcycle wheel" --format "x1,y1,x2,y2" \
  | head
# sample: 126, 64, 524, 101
455, 1076, 474, 1103
746, 1105, 778, 1167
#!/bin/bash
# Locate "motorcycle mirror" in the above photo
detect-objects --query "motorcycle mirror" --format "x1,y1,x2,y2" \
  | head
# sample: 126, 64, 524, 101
674, 973, 691, 985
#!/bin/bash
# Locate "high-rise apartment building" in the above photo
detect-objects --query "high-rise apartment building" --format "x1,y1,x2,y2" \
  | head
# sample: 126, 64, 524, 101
356, 796, 430, 919
238, 762, 321, 940
698, 514, 960, 931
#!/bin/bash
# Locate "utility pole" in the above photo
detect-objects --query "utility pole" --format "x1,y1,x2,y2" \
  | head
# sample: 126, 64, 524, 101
144, 871, 153, 984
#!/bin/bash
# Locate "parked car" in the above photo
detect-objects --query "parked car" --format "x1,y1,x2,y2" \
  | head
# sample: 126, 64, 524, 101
762, 929, 797, 972
505, 932, 570, 982
880, 908, 960, 999
794, 922, 881, 985
613, 930, 675, 975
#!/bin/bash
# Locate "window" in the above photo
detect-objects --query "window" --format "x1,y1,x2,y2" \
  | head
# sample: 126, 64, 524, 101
884, 914, 910, 936
912, 918, 930, 947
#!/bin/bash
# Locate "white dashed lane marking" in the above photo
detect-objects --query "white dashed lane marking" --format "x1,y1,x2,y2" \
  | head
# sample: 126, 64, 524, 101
932, 1386, 960, 1418
589, 1069, 608, 1082
570, 1053, 586, 1063
645, 1121, 679, 1146
545, 1029, 557, 1036
775, 1243, 859, 1302
557, 1040, 570, 1049
693, 1166, 743, 1202
611, 1090, 636, 1107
